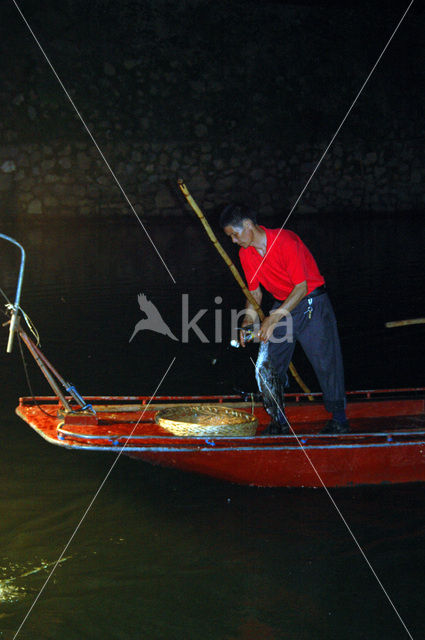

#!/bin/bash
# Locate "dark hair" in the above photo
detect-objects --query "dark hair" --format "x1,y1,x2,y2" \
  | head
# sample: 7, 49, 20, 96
219, 203, 257, 229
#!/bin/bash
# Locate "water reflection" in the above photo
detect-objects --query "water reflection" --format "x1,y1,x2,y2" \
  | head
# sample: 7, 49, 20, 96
0, 557, 70, 604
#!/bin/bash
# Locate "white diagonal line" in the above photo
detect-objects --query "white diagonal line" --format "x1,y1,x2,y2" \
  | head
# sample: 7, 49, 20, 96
250, 0, 415, 286
12, 357, 176, 639
11, 0, 176, 284
252, 356, 414, 640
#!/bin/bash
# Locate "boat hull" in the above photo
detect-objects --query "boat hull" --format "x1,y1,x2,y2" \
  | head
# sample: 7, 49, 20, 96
129, 439, 425, 487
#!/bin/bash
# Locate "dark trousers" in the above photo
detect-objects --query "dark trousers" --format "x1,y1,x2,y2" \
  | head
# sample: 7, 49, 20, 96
268, 293, 346, 413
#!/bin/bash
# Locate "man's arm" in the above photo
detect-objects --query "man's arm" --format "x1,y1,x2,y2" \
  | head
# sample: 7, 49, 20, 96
258, 280, 307, 342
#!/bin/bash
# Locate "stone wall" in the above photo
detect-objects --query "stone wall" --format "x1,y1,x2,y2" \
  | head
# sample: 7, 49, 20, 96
1, 2, 424, 218
0, 135, 424, 218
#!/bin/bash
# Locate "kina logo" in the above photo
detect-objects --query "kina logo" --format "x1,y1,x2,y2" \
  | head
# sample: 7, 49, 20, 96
129, 293, 178, 343
129, 292, 293, 345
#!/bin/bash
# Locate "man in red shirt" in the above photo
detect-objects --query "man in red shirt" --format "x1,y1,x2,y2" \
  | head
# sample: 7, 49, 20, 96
220, 203, 349, 434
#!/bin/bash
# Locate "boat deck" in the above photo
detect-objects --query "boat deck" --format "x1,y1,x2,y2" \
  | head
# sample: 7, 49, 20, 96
16, 390, 425, 449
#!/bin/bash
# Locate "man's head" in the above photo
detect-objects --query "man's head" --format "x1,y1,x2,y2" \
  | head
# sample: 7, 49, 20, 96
219, 203, 258, 248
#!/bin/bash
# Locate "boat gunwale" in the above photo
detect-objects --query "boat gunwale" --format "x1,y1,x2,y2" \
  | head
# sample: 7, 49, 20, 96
15, 387, 425, 455
17, 386, 425, 407
15, 406, 425, 452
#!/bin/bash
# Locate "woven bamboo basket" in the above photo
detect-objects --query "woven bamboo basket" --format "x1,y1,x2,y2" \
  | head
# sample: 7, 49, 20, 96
155, 404, 258, 437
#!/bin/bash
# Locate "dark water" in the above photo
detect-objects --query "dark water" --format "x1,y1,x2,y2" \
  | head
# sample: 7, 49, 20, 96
0, 212, 424, 639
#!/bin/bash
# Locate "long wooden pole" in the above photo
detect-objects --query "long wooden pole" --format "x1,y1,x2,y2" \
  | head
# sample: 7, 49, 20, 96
385, 318, 425, 328
178, 179, 313, 399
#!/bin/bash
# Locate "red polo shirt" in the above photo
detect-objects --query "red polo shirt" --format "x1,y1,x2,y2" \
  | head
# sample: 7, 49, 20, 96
239, 227, 325, 300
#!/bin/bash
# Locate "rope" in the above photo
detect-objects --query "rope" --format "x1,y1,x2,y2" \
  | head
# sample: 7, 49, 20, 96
0, 286, 52, 415
17, 333, 57, 418
4, 303, 41, 346
0, 285, 11, 306
1, 283, 40, 346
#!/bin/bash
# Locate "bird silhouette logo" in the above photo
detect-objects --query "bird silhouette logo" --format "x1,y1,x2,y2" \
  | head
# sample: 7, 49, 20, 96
129, 293, 179, 343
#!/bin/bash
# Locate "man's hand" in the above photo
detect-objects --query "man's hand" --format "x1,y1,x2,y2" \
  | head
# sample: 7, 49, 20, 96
257, 281, 307, 342
239, 318, 253, 347
258, 314, 279, 343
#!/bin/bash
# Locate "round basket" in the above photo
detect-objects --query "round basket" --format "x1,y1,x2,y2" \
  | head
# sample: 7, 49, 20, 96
155, 404, 258, 437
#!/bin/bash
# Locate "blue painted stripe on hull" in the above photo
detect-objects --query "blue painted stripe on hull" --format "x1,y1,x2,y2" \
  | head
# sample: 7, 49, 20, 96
57, 440, 425, 454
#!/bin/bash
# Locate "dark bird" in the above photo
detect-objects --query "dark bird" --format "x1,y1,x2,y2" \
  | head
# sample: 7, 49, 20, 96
129, 293, 178, 342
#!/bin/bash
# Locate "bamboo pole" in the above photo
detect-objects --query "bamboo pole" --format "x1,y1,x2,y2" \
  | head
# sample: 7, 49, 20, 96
178, 179, 313, 399
385, 318, 425, 328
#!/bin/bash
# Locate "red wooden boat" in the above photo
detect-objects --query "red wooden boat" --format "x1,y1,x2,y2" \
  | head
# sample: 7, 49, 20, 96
15, 388, 425, 488
3, 232, 425, 488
